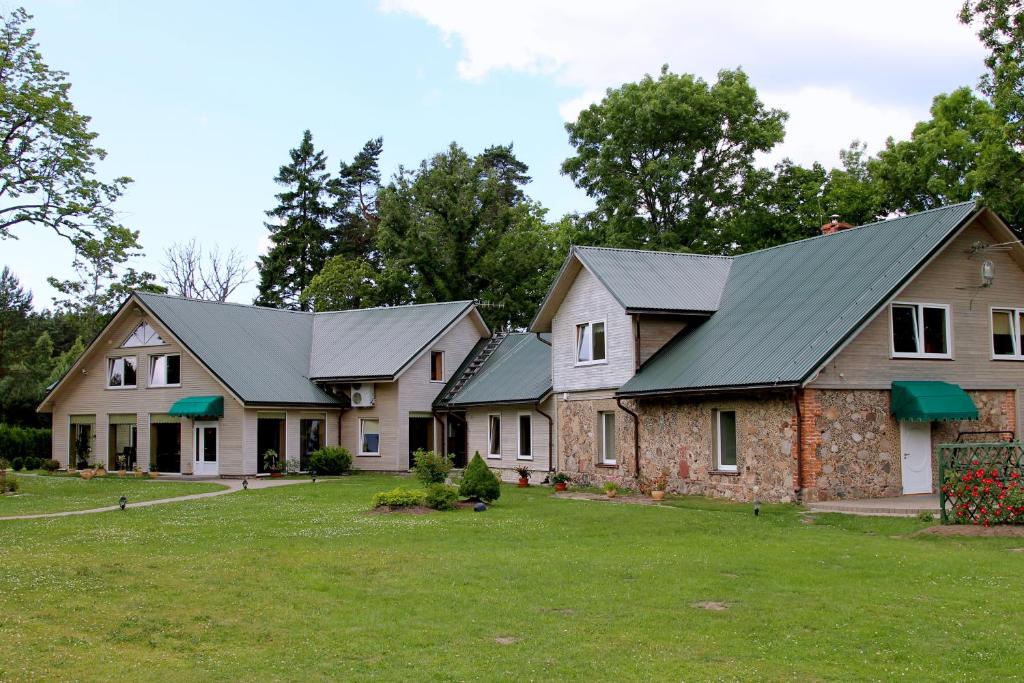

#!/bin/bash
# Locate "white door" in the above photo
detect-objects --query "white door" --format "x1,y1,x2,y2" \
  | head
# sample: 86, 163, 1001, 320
899, 421, 932, 494
193, 422, 219, 476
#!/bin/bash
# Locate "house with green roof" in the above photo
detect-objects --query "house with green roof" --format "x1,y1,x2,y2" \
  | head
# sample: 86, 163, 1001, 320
529, 202, 1024, 502
38, 295, 489, 476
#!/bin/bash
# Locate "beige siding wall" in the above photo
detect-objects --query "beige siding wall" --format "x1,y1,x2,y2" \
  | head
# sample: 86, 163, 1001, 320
341, 380, 400, 469
44, 308, 246, 474
810, 217, 1024, 399
552, 266, 635, 392
243, 408, 340, 473
637, 316, 688, 365
465, 396, 554, 476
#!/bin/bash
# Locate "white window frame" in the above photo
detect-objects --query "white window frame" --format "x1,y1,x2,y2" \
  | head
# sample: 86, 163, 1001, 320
487, 413, 501, 460
148, 353, 181, 388
575, 319, 608, 366
714, 409, 738, 472
599, 411, 616, 465
430, 350, 445, 383
889, 302, 953, 359
358, 418, 380, 456
990, 307, 1024, 360
122, 322, 165, 348
106, 356, 137, 389
517, 412, 533, 461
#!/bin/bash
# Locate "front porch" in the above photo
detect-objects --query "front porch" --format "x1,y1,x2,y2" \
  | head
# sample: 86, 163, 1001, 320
806, 494, 940, 517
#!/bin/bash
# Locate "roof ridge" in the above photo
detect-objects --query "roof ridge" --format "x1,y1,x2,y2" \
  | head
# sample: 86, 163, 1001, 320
312, 300, 474, 316
736, 200, 978, 259
134, 292, 313, 316
574, 244, 733, 260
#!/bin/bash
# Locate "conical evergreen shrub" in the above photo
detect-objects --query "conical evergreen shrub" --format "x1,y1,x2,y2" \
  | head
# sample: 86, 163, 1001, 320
459, 452, 501, 502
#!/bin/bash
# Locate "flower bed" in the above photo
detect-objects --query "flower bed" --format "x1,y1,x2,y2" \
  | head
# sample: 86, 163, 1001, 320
939, 442, 1024, 526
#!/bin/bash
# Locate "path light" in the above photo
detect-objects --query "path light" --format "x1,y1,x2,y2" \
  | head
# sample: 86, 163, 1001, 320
119, 495, 127, 511
753, 498, 761, 517
310, 468, 317, 484
474, 502, 486, 512
242, 478, 248, 491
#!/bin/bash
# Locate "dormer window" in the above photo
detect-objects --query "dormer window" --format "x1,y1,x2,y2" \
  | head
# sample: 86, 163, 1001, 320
576, 320, 606, 365
123, 322, 165, 348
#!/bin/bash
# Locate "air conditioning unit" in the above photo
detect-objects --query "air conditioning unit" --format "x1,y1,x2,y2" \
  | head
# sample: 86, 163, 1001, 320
350, 382, 375, 408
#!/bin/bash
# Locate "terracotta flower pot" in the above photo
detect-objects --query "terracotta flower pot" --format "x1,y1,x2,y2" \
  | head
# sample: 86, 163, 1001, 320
270, 471, 283, 478
518, 478, 529, 488
148, 472, 158, 479
134, 470, 144, 478
95, 467, 107, 477
117, 470, 127, 477
554, 482, 567, 492
79, 470, 94, 480
606, 490, 617, 498
651, 490, 665, 501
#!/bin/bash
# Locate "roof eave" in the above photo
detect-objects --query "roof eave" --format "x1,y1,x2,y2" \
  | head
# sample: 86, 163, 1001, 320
616, 382, 801, 400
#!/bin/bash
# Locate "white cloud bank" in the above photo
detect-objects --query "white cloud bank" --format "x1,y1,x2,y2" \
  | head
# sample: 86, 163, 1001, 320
381, 0, 984, 166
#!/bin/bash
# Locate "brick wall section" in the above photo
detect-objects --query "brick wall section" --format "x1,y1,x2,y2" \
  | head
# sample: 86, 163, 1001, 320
797, 389, 822, 501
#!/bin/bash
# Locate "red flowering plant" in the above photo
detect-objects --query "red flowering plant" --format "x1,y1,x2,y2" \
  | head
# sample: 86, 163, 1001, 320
941, 458, 1024, 526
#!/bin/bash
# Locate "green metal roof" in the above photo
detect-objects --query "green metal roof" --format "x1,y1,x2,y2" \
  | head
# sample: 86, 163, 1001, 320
168, 395, 224, 418
890, 381, 978, 422
619, 201, 979, 396
439, 333, 552, 407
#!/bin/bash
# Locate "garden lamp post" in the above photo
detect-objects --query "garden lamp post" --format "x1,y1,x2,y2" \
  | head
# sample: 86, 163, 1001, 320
119, 495, 127, 511
242, 478, 248, 491
310, 468, 317, 484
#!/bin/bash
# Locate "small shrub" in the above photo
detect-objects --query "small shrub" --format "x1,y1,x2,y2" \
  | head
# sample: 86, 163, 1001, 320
424, 483, 459, 511
514, 465, 531, 480
372, 487, 425, 509
262, 449, 281, 472
2, 472, 18, 493
459, 452, 501, 502
917, 510, 935, 523
285, 457, 301, 475
309, 447, 352, 475
413, 449, 452, 485
11, 457, 24, 471
26, 456, 41, 471
604, 481, 621, 494
41, 458, 60, 472
551, 472, 571, 485
0, 457, 8, 470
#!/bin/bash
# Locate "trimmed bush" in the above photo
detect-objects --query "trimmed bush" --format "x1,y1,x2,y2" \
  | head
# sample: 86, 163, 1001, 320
372, 487, 425, 509
25, 456, 41, 471
0, 458, 8, 471
11, 457, 24, 471
0, 423, 51, 461
413, 449, 452, 485
41, 459, 60, 472
459, 452, 501, 503
1, 472, 18, 493
309, 447, 352, 475
424, 483, 459, 511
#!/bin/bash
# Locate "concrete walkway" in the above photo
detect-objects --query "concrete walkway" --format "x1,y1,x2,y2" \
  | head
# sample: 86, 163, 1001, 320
0, 476, 310, 522
806, 494, 940, 517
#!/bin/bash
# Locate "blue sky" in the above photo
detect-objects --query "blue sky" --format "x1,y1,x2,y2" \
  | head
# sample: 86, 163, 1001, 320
5, 0, 986, 307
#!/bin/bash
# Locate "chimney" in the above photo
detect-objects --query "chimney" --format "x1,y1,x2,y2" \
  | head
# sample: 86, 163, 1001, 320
821, 214, 853, 235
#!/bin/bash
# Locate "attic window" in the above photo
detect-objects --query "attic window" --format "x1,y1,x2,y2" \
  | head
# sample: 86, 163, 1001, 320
123, 322, 165, 348
891, 303, 951, 359
576, 321, 606, 365
430, 351, 444, 382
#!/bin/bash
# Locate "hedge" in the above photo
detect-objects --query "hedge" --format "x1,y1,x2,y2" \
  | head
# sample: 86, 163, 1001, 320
0, 424, 51, 461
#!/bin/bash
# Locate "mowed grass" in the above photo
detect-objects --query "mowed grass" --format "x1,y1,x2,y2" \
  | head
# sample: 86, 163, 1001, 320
0, 474, 225, 516
0, 475, 1022, 681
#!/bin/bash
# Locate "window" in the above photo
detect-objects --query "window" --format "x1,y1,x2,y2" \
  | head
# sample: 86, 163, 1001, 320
359, 418, 380, 456
890, 303, 951, 358
122, 322, 164, 348
430, 351, 444, 382
487, 414, 501, 459
599, 411, 616, 465
300, 417, 325, 470
713, 409, 738, 471
575, 321, 607, 364
108, 415, 137, 470
107, 356, 137, 388
992, 308, 1024, 359
517, 413, 532, 460
149, 354, 181, 387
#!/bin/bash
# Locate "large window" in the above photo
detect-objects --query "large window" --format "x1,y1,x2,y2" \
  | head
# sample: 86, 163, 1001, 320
149, 354, 181, 387
576, 321, 607, 364
599, 411, 616, 465
359, 418, 380, 456
891, 303, 951, 358
992, 308, 1024, 359
107, 356, 137, 388
517, 413, 532, 460
300, 417, 325, 470
714, 409, 738, 472
122, 322, 165, 347
487, 414, 501, 459
430, 351, 444, 382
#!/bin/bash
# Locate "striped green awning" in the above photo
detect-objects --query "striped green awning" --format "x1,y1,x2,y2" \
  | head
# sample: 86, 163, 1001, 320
168, 396, 224, 418
891, 381, 978, 422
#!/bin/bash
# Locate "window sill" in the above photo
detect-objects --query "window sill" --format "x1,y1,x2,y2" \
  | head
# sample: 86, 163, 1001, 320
429, 379, 445, 384
516, 455, 533, 461
574, 360, 609, 368
992, 355, 1024, 361
596, 462, 618, 468
486, 455, 501, 460
357, 453, 380, 457
106, 386, 137, 390
710, 469, 739, 477
891, 354, 953, 360
148, 384, 181, 389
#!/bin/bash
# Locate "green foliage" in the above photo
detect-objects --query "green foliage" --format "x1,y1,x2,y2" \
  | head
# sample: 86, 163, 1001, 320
308, 447, 352, 476
424, 483, 459, 511
513, 465, 531, 480
412, 449, 452, 485
371, 486, 425, 509
11, 457, 23, 471
261, 449, 281, 472
24, 455, 40, 470
603, 481, 621, 493
2, 471, 18, 493
300, 256, 382, 311
41, 458, 59, 472
458, 452, 501, 502
961, 1, 1024, 149
563, 66, 786, 252
550, 472, 571, 485
0, 423, 49, 460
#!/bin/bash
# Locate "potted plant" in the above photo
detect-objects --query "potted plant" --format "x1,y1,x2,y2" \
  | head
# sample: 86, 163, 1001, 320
514, 465, 531, 488
79, 467, 94, 480
116, 454, 127, 477
133, 465, 144, 478
650, 469, 669, 501
263, 449, 283, 478
148, 468, 158, 479
551, 472, 571, 492
92, 458, 107, 477
603, 481, 621, 498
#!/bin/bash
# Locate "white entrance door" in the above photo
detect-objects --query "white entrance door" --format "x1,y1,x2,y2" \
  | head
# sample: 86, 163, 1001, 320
193, 422, 219, 476
899, 421, 932, 494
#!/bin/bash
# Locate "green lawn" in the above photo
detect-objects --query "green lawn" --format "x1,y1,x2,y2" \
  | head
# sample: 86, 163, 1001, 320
0, 474, 225, 516
0, 475, 1021, 681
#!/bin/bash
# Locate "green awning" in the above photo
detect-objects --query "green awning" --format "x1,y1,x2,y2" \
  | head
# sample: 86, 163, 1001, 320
168, 396, 224, 419
891, 381, 978, 422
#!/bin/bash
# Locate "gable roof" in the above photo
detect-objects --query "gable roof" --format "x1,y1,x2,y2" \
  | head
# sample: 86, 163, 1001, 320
309, 300, 481, 381
530, 246, 732, 331
136, 293, 336, 405
618, 201, 981, 397
435, 333, 552, 407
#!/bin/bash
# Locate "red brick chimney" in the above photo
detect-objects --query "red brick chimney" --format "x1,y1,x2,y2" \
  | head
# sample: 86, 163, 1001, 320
821, 214, 853, 235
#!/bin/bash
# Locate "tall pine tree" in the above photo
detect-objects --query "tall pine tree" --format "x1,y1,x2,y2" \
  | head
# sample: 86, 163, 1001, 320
256, 130, 334, 310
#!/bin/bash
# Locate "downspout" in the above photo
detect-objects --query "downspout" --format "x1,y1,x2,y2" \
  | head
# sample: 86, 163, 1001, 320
535, 400, 554, 473
615, 396, 641, 480
793, 388, 803, 501
535, 332, 551, 346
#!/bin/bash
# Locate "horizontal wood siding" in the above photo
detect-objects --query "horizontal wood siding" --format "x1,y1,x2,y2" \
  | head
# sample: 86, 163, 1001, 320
341, 380, 400, 470
465, 403, 552, 474
810, 217, 1024, 391
552, 266, 634, 392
